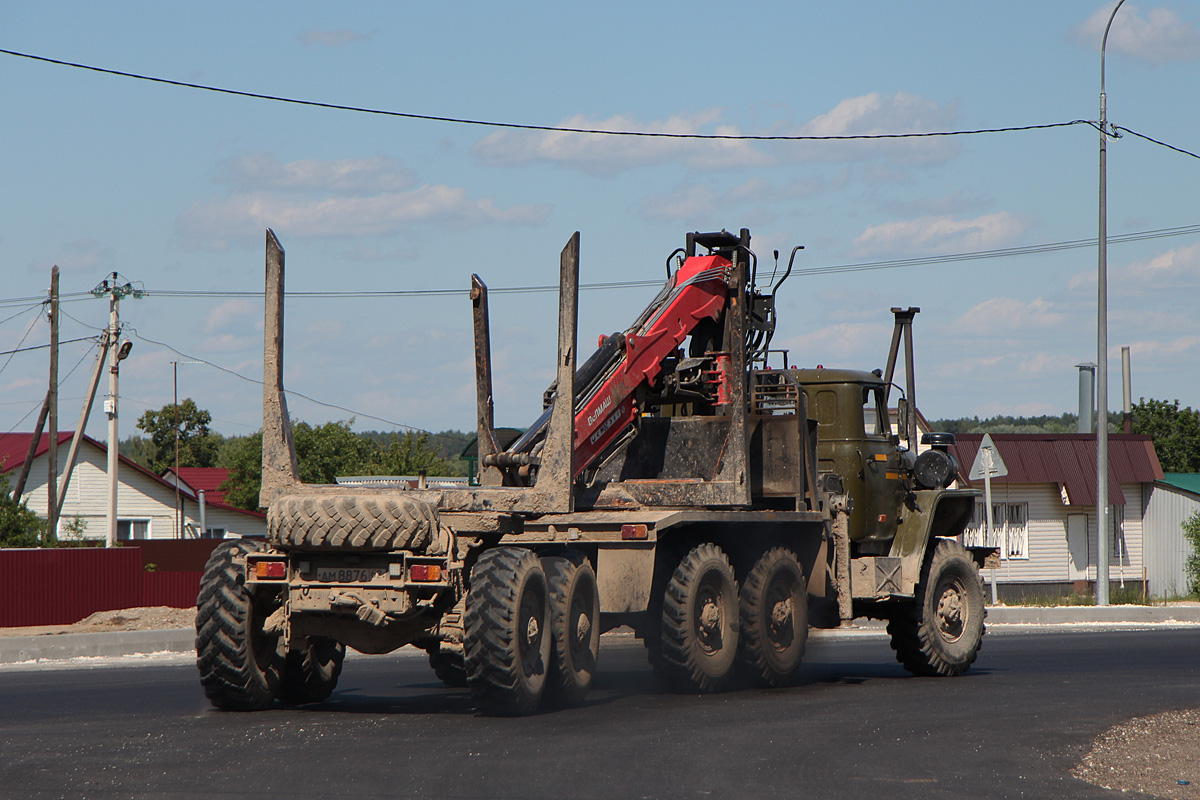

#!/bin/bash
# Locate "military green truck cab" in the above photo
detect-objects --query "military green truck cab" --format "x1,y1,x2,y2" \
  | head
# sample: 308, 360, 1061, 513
788, 364, 986, 677
792, 367, 907, 547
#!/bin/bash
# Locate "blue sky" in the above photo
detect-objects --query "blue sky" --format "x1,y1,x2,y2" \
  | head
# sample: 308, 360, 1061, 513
2, 1, 1199, 445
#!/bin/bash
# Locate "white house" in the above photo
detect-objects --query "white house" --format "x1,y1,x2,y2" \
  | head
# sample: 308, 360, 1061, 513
949, 433, 1163, 599
1, 432, 266, 541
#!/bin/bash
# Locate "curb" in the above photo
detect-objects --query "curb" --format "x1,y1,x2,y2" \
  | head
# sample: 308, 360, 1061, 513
3, 605, 1198, 666
0, 628, 194, 665
985, 605, 1200, 625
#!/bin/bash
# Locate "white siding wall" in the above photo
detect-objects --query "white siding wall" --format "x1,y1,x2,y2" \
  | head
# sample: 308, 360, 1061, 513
1143, 484, 1200, 597
15, 444, 265, 540
971, 482, 1146, 587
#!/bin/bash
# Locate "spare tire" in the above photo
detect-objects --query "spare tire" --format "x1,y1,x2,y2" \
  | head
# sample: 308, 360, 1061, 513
268, 493, 438, 551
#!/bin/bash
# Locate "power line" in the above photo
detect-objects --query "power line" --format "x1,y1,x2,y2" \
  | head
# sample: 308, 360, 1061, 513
125, 327, 464, 446
114, 221, 1200, 300
1113, 125, 1200, 161
0, 47, 1091, 142
0, 335, 98, 357
0, 314, 41, 382
0, 303, 44, 328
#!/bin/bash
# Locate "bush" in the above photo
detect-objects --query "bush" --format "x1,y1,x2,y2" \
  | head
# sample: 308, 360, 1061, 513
1183, 512, 1200, 598
0, 470, 44, 548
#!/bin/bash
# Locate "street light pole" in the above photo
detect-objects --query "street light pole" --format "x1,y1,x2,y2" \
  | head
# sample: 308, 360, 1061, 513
1097, 0, 1127, 606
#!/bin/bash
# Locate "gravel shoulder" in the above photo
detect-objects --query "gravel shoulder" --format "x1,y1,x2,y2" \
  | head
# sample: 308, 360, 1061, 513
0, 606, 196, 637
1074, 708, 1200, 799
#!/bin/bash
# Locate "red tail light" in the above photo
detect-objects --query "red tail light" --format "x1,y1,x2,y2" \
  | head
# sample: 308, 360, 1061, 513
409, 564, 442, 582
255, 561, 286, 579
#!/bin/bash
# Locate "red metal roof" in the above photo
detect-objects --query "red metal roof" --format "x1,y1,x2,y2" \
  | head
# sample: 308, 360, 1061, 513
0, 431, 262, 519
168, 467, 232, 505
0, 432, 74, 474
950, 433, 1163, 507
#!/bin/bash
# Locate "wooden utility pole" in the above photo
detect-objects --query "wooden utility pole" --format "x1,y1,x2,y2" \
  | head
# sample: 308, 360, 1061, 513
47, 266, 59, 541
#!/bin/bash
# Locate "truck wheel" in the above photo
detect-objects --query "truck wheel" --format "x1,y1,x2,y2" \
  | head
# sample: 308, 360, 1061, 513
887, 538, 985, 677
464, 547, 551, 715
738, 547, 808, 687
279, 637, 345, 705
195, 539, 284, 711
543, 554, 600, 707
660, 542, 739, 692
428, 650, 468, 688
268, 494, 437, 551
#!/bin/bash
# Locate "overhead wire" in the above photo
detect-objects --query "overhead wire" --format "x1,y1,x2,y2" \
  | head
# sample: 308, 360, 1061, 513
1113, 125, 1200, 161
116, 222, 1200, 300
0, 48, 1091, 143
0, 303, 45, 328
124, 327, 464, 446
0, 313, 42, 382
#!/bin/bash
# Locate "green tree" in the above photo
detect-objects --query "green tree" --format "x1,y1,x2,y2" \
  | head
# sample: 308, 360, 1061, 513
376, 432, 453, 476
135, 398, 222, 474
294, 420, 378, 484
219, 431, 263, 511
1131, 398, 1200, 472
0, 469, 43, 548
118, 435, 158, 470
217, 422, 458, 511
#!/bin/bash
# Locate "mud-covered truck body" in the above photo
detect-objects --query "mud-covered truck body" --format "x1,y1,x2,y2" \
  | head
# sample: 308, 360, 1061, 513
196, 228, 987, 714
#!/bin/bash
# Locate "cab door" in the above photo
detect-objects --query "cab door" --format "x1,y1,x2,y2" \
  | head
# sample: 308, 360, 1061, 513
858, 385, 902, 544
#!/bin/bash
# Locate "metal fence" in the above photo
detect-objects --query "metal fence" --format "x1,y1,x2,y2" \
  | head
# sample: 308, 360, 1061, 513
0, 546, 206, 627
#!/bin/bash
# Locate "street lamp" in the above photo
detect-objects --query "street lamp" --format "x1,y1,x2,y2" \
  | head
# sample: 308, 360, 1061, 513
1097, 0, 1127, 606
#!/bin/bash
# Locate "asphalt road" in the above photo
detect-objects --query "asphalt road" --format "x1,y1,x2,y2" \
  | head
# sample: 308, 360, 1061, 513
2, 629, 1198, 800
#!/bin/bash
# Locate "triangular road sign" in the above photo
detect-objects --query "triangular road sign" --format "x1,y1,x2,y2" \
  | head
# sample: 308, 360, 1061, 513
969, 433, 1009, 480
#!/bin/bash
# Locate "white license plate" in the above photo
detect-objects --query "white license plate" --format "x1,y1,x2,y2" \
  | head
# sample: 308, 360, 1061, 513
316, 567, 385, 582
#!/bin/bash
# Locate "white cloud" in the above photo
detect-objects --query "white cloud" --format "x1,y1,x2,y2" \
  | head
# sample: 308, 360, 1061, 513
298, 29, 374, 48
204, 299, 257, 335
201, 333, 257, 353
639, 185, 718, 221
1126, 334, 1200, 358
473, 110, 770, 175
852, 212, 1032, 257
778, 321, 890, 364
790, 92, 961, 165
1071, 242, 1200, 292
177, 154, 550, 250
640, 176, 829, 222
472, 94, 959, 175
27, 238, 114, 275
217, 153, 414, 194
953, 297, 1065, 331
1126, 242, 1200, 283
1078, 4, 1200, 64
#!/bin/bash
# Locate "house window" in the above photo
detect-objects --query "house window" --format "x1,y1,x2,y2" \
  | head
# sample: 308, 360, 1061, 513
1111, 514, 1128, 563
203, 527, 227, 539
116, 519, 151, 541
961, 501, 1028, 559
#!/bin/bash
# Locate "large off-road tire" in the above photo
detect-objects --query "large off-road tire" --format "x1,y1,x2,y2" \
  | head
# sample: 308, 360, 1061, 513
464, 547, 551, 716
279, 637, 345, 705
887, 538, 986, 677
659, 542, 740, 693
738, 547, 808, 687
195, 539, 285, 711
268, 494, 437, 551
542, 554, 600, 707
428, 650, 468, 688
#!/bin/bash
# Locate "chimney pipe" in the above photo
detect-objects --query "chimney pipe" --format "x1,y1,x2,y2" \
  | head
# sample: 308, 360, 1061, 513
1076, 362, 1097, 434
1121, 346, 1132, 434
